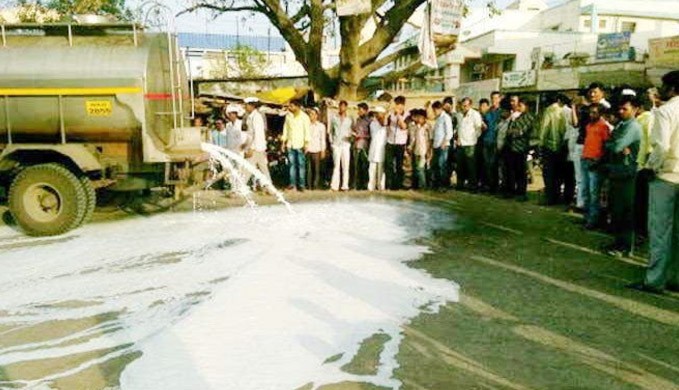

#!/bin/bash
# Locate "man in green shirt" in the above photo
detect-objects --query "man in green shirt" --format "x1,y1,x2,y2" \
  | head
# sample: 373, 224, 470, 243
281, 99, 311, 191
538, 93, 568, 205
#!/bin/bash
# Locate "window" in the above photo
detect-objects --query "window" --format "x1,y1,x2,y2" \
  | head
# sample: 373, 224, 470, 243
502, 58, 515, 72
621, 22, 637, 33
585, 18, 607, 29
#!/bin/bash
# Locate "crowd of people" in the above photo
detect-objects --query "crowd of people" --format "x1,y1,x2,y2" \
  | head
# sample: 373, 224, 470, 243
207, 70, 679, 294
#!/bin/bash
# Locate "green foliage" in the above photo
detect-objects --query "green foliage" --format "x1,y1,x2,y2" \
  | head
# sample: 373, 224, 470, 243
14, 0, 133, 21
230, 43, 268, 78
205, 44, 268, 79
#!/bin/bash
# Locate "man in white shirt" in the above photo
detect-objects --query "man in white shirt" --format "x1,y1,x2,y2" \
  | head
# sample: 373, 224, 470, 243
385, 95, 408, 190
329, 100, 354, 191
632, 71, 679, 293
455, 97, 485, 191
224, 105, 247, 157
307, 107, 327, 190
243, 97, 272, 189
368, 106, 388, 191
431, 101, 453, 190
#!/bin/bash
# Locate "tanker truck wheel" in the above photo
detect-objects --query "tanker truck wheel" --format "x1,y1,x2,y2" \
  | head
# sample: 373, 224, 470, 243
79, 176, 96, 226
8, 164, 87, 236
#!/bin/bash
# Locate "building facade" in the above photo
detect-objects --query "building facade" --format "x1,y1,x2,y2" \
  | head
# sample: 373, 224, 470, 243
178, 33, 340, 80
383, 0, 679, 102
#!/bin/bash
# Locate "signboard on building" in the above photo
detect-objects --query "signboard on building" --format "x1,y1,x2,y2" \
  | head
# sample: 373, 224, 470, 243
596, 32, 632, 61
502, 70, 537, 89
649, 35, 679, 67
431, 0, 463, 36
336, 0, 371, 16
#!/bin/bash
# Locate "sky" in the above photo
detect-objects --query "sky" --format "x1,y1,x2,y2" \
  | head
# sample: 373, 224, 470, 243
133, 0, 679, 36
134, 0, 563, 35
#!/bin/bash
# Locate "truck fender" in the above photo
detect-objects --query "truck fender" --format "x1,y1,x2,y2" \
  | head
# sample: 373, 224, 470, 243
0, 144, 103, 173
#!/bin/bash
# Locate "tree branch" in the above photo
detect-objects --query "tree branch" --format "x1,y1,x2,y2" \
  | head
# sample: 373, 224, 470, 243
290, 2, 310, 24
358, 0, 426, 65
361, 44, 419, 76
177, 2, 262, 17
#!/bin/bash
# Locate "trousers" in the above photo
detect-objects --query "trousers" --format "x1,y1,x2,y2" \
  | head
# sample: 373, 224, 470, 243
645, 179, 679, 289
331, 143, 351, 191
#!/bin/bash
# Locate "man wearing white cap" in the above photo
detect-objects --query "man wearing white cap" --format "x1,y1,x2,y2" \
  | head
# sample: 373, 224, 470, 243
224, 104, 247, 157
243, 97, 272, 187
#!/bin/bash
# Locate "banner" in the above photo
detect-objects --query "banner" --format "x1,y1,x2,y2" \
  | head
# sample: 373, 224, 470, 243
336, 0, 371, 16
431, 0, 463, 36
502, 70, 537, 88
418, 4, 438, 69
596, 32, 632, 61
649, 35, 679, 67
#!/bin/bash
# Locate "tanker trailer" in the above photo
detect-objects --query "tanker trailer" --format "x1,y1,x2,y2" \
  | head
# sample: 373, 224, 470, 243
0, 22, 203, 236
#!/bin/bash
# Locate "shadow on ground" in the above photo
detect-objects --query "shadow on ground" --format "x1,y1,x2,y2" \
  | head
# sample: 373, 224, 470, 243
388, 190, 679, 390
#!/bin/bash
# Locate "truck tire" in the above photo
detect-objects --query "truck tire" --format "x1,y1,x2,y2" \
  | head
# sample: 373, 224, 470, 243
8, 163, 87, 236
79, 176, 96, 225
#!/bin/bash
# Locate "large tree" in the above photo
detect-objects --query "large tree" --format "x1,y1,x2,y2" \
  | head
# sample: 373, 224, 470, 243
181, 0, 461, 100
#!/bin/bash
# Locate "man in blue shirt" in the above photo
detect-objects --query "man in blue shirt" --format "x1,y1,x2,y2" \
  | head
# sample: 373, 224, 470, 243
482, 91, 502, 193
603, 95, 642, 257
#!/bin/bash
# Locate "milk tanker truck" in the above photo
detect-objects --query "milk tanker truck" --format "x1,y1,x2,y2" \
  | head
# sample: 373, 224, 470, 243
0, 21, 203, 236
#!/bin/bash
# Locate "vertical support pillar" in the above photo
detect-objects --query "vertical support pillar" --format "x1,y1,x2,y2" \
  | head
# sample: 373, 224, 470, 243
58, 95, 66, 144
4, 95, 12, 145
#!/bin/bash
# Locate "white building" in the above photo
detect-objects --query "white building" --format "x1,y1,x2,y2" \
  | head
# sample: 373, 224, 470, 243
382, 0, 679, 102
456, 0, 679, 100
178, 32, 339, 80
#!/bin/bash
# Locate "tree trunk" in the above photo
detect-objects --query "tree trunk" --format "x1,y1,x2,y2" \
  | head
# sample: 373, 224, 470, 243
336, 73, 362, 101
309, 71, 338, 99
336, 16, 365, 101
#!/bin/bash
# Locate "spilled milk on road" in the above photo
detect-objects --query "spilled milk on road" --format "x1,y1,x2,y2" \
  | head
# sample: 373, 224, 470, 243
0, 200, 459, 389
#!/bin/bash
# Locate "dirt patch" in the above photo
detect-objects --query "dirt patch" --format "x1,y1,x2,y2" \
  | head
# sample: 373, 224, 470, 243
341, 333, 392, 376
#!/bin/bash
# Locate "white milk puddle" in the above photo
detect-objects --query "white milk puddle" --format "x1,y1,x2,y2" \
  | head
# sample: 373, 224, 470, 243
0, 199, 459, 389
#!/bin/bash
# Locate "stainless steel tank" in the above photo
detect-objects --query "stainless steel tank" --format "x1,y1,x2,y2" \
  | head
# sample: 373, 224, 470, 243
0, 24, 197, 163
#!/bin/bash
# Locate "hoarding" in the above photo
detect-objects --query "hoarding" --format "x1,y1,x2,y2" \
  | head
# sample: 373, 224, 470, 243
431, 0, 463, 36
502, 70, 537, 89
649, 35, 679, 67
596, 32, 632, 61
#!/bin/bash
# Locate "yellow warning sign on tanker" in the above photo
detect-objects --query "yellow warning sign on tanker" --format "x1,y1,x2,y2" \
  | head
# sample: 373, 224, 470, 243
86, 101, 113, 116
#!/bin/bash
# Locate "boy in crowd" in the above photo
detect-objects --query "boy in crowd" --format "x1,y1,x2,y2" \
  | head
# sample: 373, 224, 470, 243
385, 96, 408, 190
408, 109, 432, 190
352, 102, 372, 190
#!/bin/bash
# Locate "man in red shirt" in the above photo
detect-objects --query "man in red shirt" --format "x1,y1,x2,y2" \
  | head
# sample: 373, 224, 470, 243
581, 104, 610, 229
